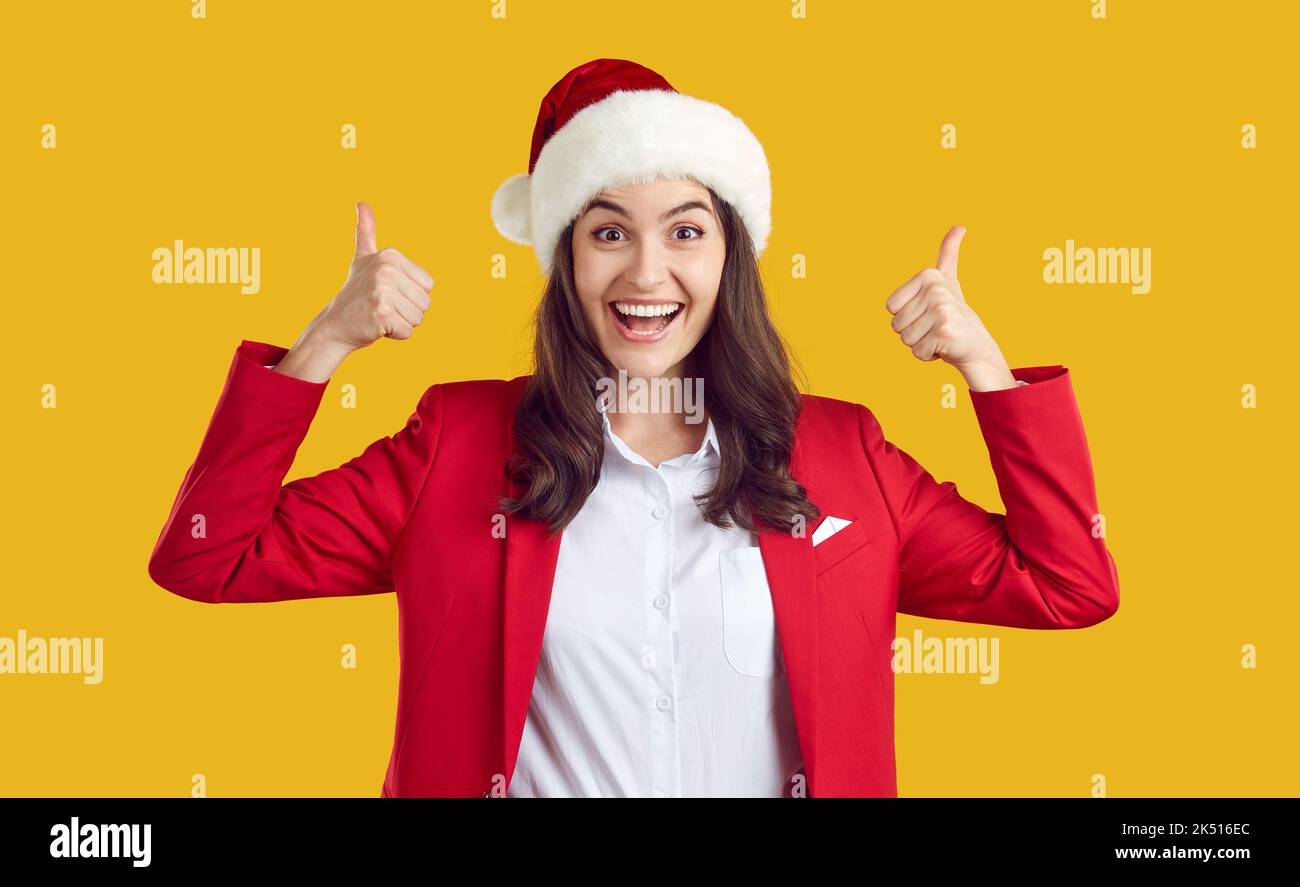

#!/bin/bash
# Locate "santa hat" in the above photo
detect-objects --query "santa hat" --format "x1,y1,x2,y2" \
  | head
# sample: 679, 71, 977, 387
490, 58, 772, 274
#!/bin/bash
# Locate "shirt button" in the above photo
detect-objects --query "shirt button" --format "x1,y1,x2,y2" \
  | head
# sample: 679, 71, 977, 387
653, 595, 669, 610
651, 504, 667, 519
655, 694, 671, 712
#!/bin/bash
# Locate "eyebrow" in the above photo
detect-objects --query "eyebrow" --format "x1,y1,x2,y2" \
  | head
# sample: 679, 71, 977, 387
583, 197, 715, 223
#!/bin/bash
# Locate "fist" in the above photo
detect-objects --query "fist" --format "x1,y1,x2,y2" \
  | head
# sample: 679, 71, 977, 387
884, 226, 1002, 369
316, 202, 435, 351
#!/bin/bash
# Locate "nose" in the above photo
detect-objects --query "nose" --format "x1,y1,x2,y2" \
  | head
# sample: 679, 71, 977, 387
621, 239, 670, 292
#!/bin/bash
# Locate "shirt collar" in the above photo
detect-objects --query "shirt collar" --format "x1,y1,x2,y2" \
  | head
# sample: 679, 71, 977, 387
597, 394, 719, 468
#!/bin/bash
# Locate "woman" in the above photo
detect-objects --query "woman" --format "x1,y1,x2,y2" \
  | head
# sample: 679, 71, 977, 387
148, 59, 1120, 798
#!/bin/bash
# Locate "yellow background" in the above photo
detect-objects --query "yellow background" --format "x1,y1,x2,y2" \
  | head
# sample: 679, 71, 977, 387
1, 0, 1295, 797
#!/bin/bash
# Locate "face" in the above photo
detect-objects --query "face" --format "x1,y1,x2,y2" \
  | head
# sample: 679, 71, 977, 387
571, 178, 726, 380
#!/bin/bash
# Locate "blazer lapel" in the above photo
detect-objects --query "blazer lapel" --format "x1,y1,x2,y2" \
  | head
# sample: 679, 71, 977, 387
758, 413, 820, 792
500, 411, 564, 794
757, 499, 820, 793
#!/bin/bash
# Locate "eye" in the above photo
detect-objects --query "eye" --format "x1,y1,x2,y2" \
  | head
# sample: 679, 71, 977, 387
591, 224, 706, 244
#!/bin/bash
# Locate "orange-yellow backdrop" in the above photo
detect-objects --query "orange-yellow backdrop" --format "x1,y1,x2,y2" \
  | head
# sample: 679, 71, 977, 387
2, 0, 1296, 797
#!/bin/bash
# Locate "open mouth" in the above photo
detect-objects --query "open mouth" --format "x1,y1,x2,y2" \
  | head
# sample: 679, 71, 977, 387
609, 300, 684, 338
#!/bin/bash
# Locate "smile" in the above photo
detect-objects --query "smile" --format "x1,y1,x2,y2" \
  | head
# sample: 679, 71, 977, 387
608, 300, 684, 343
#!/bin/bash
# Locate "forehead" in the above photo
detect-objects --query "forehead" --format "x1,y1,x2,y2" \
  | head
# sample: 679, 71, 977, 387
584, 177, 711, 212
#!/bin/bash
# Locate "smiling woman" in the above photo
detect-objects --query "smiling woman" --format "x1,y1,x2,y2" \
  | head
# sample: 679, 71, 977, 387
149, 57, 1120, 800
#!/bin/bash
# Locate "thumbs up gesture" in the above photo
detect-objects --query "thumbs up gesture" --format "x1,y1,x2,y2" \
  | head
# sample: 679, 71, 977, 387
312, 202, 435, 351
884, 226, 1016, 389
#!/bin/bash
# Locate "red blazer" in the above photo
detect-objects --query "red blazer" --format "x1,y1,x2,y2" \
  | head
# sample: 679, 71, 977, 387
148, 340, 1120, 797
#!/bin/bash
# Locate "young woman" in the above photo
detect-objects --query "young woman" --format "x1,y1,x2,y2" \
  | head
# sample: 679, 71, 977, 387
148, 59, 1120, 798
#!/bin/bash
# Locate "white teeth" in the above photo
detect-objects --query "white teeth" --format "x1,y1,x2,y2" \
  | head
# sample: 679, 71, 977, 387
613, 301, 682, 317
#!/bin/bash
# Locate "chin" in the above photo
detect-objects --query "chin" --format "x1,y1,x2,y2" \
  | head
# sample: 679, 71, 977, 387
611, 353, 678, 380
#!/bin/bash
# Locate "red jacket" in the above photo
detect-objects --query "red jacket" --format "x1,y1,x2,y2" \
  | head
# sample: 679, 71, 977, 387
148, 340, 1120, 797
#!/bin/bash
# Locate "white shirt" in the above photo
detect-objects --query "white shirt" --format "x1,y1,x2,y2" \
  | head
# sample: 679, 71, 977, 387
505, 399, 803, 797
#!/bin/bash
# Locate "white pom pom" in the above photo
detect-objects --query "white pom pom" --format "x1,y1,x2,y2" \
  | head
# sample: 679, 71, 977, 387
491, 173, 533, 245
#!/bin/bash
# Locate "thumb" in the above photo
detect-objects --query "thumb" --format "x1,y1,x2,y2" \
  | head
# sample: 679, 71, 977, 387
354, 201, 378, 258
936, 225, 966, 278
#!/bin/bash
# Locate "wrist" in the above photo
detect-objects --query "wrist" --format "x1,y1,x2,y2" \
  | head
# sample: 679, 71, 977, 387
295, 327, 352, 359
958, 356, 1017, 392
276, 329, 353, 383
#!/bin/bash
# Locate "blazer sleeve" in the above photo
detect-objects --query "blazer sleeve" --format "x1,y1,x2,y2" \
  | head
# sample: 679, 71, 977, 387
147, 339, 443, 603
858, 365, 1120, 629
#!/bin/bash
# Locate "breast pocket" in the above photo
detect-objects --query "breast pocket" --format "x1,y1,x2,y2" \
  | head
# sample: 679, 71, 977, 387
812, 518, 870, 576
718, 547, 784, 677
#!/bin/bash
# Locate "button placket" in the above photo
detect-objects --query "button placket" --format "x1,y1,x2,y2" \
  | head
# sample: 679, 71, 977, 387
661, 464, 690, 796
644, 467, 677, 799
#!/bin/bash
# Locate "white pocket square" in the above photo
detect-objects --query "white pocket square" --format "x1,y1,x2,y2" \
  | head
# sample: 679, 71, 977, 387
811, 515, 854, 547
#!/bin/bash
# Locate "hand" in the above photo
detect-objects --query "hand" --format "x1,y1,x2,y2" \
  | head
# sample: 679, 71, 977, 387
884, 226, 1013, 386
304, 202, 435, 352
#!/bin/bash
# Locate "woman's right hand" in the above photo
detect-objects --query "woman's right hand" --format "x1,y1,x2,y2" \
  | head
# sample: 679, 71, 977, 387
275, 202, 435, 382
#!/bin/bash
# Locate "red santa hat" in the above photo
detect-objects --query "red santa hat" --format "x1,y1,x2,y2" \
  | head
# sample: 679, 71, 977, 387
490, 58, 772, 274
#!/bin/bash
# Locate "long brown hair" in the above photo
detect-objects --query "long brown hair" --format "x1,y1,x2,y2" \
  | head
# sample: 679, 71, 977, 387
498, 183, 820, 536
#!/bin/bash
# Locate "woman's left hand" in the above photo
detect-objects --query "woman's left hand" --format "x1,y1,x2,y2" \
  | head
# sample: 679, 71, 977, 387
885, 226, 1018, 391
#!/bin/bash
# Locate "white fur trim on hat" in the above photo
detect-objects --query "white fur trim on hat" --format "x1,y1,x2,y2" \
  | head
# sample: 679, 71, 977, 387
490, 88, 771, 275
490, 172, 533, 246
